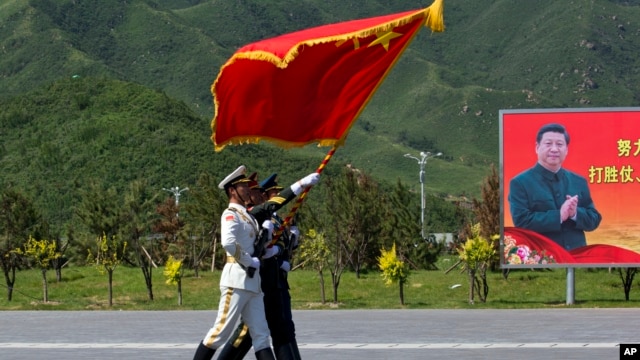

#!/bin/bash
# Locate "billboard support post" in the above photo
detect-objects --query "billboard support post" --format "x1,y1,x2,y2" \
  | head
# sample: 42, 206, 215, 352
566, 268, 575, 305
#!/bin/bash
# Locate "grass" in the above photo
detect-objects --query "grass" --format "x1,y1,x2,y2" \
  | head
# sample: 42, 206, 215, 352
1, 255, 639, 310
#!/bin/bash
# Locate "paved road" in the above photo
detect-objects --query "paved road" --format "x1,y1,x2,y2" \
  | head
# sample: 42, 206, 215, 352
0, 309, 637, 359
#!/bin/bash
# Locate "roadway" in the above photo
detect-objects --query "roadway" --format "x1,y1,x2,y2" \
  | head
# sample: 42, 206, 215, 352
0, 309, 636, 359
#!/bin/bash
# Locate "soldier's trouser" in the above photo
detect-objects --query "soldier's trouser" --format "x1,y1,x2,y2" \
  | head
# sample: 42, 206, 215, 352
274, 342, 296, 360
255, 347, 276, 360
193, 341, 216, 360
218, 324, 301, 360
290, 339, 302, 360
264, 288, 291, 347
216, 323, 252, 360
277, 287, 301, 359
200, 287, 271, 352
279, 288, 297, 347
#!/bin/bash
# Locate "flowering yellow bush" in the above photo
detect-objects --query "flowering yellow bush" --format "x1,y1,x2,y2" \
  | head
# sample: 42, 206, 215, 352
297, 229, 330, 269
13, 236, 61, 303
378, 243, 408, 286
87, 234, 127, 274
14, 236, 60, 269
457, 223, 497, 304
164, 255, 183, 285
458, 223, 496, 270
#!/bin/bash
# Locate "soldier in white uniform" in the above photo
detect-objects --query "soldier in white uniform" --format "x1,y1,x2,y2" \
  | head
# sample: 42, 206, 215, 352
193, 165, 275, 360
216, 171, 320, 360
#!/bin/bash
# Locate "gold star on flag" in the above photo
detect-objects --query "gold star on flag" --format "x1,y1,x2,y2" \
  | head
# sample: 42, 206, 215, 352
368, 30, 403, 51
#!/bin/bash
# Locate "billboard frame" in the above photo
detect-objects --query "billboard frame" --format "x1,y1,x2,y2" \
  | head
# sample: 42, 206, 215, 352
500, 107, 640, 269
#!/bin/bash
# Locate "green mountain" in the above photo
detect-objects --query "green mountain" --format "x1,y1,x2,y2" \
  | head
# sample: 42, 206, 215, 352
2, 0, 640, 228
0, 76, 314, 226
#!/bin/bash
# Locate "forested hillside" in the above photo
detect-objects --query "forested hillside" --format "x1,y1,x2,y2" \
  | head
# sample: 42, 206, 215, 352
0, 77, 323, 228
2, 0, 640, 231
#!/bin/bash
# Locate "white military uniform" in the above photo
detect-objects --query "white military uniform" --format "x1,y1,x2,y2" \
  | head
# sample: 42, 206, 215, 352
200, 177, 271, 352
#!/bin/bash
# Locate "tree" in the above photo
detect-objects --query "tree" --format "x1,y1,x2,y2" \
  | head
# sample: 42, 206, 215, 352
385, 180, 464, 270
457, 223, 496, 304
50, 233, 70, 283
384, 180, 425, 269
406, 240, 443, 271
378, 243, 409, 305
87, 233, 127, 307
472, 164, 500, 269
119, 180, 157, 301
309, 166, 396, 303
424, 193, 467, 234
346, 170, 387, 275
296, 229, 330, 304
618, 268, 638, 301
183, 173, 227, 274
385, 180, 420, 240
320, 167, 387, 302
154, 196, 192, 305
323, 175, 347, 303
164, 255, 184, 305
152, 197, 185, 263
0, 188, 41, 301
75, 181, 122, 240
14, 236, 61, 302
329, 167, 385, 277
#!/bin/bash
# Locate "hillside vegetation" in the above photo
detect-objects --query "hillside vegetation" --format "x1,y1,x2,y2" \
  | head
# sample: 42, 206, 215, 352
0, 77, 324, 228
2, 0, 640, 230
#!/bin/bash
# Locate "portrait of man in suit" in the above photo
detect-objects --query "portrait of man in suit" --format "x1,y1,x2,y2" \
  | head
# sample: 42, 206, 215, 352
508, 123, 602, 250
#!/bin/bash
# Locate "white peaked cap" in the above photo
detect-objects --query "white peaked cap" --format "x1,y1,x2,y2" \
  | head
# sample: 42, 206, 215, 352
218, 165, 249, 190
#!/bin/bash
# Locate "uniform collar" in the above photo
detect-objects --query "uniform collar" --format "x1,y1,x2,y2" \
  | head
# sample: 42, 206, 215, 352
228, 202, 247, 212
534, 163, 564, 181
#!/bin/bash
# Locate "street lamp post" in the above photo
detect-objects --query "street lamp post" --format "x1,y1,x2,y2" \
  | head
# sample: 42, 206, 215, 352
162, 186, 189, 217
404, 151, 442, 240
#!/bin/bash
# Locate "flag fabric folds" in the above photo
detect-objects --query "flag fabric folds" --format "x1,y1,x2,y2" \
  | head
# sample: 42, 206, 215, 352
211, 0, 444, 151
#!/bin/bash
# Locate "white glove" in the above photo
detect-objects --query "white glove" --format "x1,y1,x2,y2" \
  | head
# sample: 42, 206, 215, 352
250, 257, 260, 268
291, 173, 320, 195
262, 245, 280, 259
300, 173, 320, 187
262, 220, 274, 233
289, 226, 300, 248
280, 261, 291, 272
289, 226, 300, 239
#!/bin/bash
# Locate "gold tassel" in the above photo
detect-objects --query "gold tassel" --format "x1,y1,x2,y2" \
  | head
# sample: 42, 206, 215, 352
425, 0, 445, 32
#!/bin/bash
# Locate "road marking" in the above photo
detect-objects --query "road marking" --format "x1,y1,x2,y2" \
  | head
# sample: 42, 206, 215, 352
0, 343, 621, 349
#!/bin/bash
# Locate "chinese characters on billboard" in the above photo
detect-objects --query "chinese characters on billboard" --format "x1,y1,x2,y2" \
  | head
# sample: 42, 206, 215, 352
500, 108, 640, 268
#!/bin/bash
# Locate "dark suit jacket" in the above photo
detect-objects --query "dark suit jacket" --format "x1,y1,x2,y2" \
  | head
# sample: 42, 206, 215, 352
508, 163, 602, 250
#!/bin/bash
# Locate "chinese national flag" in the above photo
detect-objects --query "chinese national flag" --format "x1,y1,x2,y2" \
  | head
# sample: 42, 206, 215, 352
211, 0, 444, 151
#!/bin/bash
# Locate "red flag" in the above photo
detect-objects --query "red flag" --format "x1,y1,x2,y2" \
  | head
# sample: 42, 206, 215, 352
211, 0, 444, 151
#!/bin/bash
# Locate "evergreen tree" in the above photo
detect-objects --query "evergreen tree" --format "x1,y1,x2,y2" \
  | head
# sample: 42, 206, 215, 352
0, 188, 41, 301
120, 180, 158, 301
182, 172, 227, 274
472, 164, 500, 269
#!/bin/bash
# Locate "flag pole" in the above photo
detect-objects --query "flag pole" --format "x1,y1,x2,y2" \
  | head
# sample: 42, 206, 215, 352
270, 145, 337, 245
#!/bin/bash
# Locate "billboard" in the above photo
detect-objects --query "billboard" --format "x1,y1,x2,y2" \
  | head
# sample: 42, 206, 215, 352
500, 108, 640, 268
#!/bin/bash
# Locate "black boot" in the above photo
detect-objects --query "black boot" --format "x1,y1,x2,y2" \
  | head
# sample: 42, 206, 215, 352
290, 339, 302, 360
255, 347, 276, 360
274, 343, 295, 360
217, 334, 252, 360
193, 341, 216, 360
